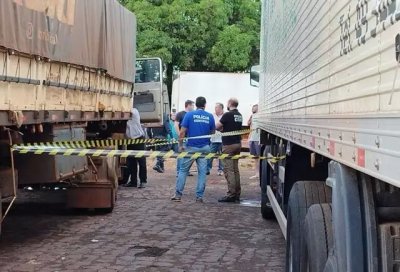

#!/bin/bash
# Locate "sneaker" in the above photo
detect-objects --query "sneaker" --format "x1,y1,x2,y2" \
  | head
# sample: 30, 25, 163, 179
153, 165, 164, 173
138, 183, 146, 189
196, 197, 203, 203
218, 170, 223, 176
249, 175, 259, 180
235, 196, 241, 203
218, 196, 236, 203
188, 173, 194, 176
171, 196, 182, 202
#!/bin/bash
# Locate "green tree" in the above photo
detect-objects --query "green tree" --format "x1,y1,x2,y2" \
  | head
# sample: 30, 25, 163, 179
120, 0, 260, 93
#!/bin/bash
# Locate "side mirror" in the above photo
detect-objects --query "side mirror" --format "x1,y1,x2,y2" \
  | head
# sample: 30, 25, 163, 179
250, 65, 260, 87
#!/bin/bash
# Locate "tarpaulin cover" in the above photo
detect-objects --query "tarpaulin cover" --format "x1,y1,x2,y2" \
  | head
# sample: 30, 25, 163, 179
0, 0, 136, 83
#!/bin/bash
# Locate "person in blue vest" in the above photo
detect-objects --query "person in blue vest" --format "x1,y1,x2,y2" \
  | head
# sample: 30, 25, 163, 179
171, 96, 215, 203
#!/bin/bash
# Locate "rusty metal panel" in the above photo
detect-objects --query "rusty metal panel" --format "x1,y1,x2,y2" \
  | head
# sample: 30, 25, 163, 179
66, 182, 114, 209
16, 125, 87, 184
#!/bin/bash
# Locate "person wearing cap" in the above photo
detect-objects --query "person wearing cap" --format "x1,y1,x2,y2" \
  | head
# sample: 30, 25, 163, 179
216, 98, 243, 202
248, 104, 261, 179
124, 106, 147, 188
171, 96, 215, 203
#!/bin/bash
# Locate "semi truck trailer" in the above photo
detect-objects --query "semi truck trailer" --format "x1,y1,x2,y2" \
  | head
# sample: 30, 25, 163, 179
0, 0, 136, 233
253, 0, 400, 271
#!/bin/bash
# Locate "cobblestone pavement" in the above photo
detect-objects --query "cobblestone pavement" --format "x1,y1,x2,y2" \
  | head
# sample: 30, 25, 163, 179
0, 159, 285, 272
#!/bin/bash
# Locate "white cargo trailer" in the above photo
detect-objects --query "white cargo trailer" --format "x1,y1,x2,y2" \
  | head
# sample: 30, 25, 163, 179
171, 72, 259, 126
253, 0, 400, 271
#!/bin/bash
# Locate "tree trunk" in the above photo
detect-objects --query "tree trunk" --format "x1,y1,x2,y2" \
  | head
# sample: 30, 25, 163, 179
166, 62, 174, 105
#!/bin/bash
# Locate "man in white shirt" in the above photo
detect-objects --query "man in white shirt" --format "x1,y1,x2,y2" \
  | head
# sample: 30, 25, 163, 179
248, 104, 261, 180
207, 102, 224, 176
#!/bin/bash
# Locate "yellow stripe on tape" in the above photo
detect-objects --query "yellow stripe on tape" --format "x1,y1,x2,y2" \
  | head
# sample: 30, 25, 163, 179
107, 150, 118, 158
219, 154, 229, 160
63, 149, 75, 156
78, 149, 90, 156
232, 154, 241, 160
205, 153, 216, 159
49, 149, 60, 156
135, 150, 146, 158
93, 150, 104, 157
163, 150, 174, 159
149, 151, 160, 159
121, 150, 132, 158
178, 152, 188, 158
191, 152, 202, 159
34, 149, 44, 155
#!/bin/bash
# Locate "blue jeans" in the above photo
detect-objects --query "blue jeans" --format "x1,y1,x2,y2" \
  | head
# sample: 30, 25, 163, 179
175, 145, 210, 198
172, 143, 181, 175
207, 142, 223, 172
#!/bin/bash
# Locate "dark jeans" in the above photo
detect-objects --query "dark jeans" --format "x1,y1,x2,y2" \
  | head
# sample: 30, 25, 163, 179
127, 138, 147, 185
154, 136, 171, 170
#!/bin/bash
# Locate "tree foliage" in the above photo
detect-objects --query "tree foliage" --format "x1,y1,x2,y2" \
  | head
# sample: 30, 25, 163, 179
120, 0, 260, 92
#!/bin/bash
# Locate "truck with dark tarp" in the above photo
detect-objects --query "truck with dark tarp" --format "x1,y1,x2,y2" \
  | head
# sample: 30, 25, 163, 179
0, 0, 137, 233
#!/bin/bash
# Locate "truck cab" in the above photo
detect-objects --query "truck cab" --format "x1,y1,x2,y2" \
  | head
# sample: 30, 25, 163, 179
134, 58, 169, 127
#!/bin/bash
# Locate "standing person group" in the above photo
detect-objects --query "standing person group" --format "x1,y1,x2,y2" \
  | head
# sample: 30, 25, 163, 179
124, 97, 251, 204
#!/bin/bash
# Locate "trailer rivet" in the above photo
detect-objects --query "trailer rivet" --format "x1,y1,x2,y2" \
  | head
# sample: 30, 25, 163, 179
375, 136, 380, 148
374, 160, 380, 170
352, 154, 356, 161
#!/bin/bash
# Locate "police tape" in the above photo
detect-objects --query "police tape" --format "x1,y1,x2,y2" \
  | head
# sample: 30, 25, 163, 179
14, 129, 252, 148
11, 146, 286, 162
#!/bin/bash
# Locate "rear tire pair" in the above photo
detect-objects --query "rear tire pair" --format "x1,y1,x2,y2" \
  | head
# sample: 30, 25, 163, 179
285, 181, 333, 272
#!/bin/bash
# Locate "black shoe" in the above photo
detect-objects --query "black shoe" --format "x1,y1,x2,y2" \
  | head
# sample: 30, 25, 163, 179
218, 196, 236, 203
206, 171, 210, 175
138, 183, 146, 189
153, 165, 164, 173
122, 182, 137, 187
235, 196, 241, 203
188, 173, 194, 176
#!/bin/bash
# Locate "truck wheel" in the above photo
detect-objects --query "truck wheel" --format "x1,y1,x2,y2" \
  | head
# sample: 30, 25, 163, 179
305, 204, 333, 272
260, 146, 274, 219
285, 181, 332, 272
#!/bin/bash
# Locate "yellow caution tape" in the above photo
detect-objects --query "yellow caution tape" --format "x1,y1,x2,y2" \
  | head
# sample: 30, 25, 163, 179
11, 145, 285, 162
13, 129, 252, 148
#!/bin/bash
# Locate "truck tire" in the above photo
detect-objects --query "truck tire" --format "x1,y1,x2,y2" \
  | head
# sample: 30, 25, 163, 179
305, 204, 333, 272
260, 146, 274, 219
285, 181, 332, 272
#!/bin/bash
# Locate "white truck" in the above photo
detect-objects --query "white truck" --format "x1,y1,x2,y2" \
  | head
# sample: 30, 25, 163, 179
253, 0, 400, 271
0, 0, 136, 233
171, 71, 259, 126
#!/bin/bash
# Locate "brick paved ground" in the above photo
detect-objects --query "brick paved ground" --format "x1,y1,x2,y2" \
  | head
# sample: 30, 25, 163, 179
0, 159, 285, 272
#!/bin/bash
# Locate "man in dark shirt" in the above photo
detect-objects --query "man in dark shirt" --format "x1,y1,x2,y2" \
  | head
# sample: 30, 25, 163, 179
174, 99, 194, 176
175, 100, 194, 132
216, 98, 243, 202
